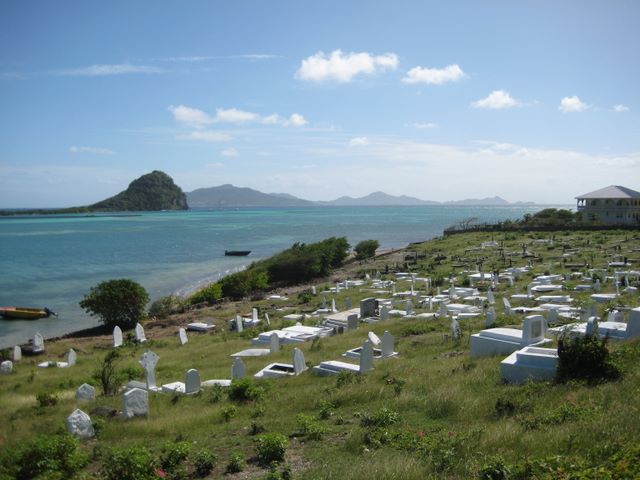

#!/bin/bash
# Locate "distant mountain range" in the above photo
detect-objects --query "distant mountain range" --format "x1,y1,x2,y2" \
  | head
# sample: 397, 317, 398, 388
186, 184, 536, 207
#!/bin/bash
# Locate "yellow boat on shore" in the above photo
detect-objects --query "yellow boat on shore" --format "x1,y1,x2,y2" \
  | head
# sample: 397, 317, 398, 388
0, 306, 56, 320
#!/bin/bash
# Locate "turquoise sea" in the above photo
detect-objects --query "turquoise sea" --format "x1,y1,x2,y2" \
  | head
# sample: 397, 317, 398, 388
0, 205, 556, 348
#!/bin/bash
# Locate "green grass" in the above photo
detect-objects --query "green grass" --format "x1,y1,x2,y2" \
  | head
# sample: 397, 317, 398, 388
1, 229, 639, 479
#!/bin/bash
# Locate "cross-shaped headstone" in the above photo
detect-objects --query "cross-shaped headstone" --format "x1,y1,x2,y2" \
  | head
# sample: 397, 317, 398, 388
139, 350, 159, 389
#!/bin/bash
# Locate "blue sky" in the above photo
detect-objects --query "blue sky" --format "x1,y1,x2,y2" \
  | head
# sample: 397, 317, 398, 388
1, 0, 639, 207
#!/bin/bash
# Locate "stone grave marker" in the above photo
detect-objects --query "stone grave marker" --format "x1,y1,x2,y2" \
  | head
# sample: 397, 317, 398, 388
331, 298, 337, 313
293, 348, 306, 375
269, 332, 280, 353
345, 298, 352, 310
113, 326, 123, 348
547, 308, 558, 324
265, 313, 270, 326
67, 349, 77, 367
586, 317, 598, 336
380, 305, 390, 321
381, 331, 395, 358
135, 323, 146, 343
0, 360, 13, 374
451, 317, 461, 341
485, 307, 496, 328
33, 333, 45, 353
311, 285, 316, 295
66, 409, 94, 438
236, 315, 244, 333
178, 328, 188, 345
76, 383, 96, 402
185, 369, 200, 395
347, 314, 359, 330
139, 350, 159, 390
13, 346, 21, 362
487, 289, 495, 305
359, 340, 374, 374
123, 388, 148, 418
405, 299, 414, 315
360, 297, 376, 317
232, 357, 246, 379
368, 331, 381, 346
252, 308, 258, 322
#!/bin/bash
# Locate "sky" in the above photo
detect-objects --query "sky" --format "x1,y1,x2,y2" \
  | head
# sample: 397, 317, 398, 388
1, 0, 639, 207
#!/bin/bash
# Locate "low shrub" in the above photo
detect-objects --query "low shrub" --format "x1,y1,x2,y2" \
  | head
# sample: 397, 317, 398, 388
221, 405, 238, 422
101, 446, 156, 480
36, 391, 58, 407
557, 333, 621, 383
159, 441, 191, 473
255, 433, 288, 465
228, 378, 265, 403
225, 452, 245, 474
192, 449, 217, 478
296, 413, 325, 440
358, 407, 400, 428
148, 294, 184, 317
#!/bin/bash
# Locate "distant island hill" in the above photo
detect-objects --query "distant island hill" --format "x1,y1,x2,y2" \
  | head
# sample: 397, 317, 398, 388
0, 170, 538, 215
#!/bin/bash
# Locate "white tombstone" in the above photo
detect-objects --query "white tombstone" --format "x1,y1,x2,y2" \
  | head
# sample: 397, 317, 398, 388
503, 297, 512, 316
392, 284, 397, 295
380, 306, 390, 321
405, 300, 414, 315
527, 285, 532, 297
487, 289, 495, 305
522, 315, 546, 344
269, 332, 280, 353
585, 317, 598, 336
0, 360, 13, 374
67, 349, 77, 367
113, 326, 123, 348
178, 328, 188, 345
235, 315, 244, 333
185, 369, 201, 395
292, 348, 307, 375
232, 357, 246, 379
33, 333, 45, 353
13, 346, 21, 362
347, 314, 359, 330
485, 307, 496, 328
76, 383, 96, 402
252, 308, 258, 322
381, 331, 395, 358
428, 297, 433, 311
264, 313, 271, 326
547, 308, 558, 324
451, 317, 461, 341
359, 340, 374, 374
139, 350, 159, 390
135, 323, 147, 343
335, 282, 341, 293
331, 298, 337, 313
588, 304, 598, 318
594, 279, 601, 292
368, 331, 381, 346
66, 409, 94, 438
311, 286, 317, 295
123, 388, 148, 418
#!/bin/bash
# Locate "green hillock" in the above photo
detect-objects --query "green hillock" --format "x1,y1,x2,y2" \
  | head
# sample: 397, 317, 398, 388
90, 170, 188, 212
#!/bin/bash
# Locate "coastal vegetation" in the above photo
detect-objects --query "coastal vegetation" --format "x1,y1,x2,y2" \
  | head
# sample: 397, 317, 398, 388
354, 239, 379, 260
1, 229, 639, 478
79, 279, 149, 330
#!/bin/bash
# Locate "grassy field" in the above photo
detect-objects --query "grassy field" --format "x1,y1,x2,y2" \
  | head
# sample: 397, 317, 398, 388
1, 229, 639, 479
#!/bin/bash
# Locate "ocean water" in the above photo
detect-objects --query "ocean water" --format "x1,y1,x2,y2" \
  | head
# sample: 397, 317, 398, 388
0, 205, 554, 348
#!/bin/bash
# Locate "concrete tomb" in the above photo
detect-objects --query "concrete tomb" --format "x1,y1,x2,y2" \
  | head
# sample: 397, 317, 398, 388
314, 339, 375, 376
38, 348, 76, 368
232, 332, 280, 357
254, 347, 308, 379
66, 409, 95, 438
470, 314, 551, 358
500, 346, 558, 383
186, 322, 215, 332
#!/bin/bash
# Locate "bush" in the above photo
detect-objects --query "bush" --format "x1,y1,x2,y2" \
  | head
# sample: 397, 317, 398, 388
188, 283, 223, 306
228, 378, 265, 403
101, 446, 156, 480
192, 449, 217, 477
557, 333, 621, 383
221, 405, 238, 422
93, 349, 122, 396
354, 239, 379, 260
148, 295, 184, 317
36, 391, 59, 407
1, 434, 88, 480
255, 433, 288, 465
358, 407, 400, 428
296, 413, 325, 440
79, 278, 149, 330
226, 452, 245, 474
159, 441, 191, 473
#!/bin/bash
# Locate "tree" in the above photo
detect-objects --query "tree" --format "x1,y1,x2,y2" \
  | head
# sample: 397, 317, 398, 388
354, 239, 380, 260
79, 279, 149, 330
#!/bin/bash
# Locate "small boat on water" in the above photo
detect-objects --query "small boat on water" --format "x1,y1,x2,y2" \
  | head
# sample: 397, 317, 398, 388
0, 306, 56, 320
225, 250, 251, 256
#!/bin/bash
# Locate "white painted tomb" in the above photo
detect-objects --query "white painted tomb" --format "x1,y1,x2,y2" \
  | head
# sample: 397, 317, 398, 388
548, 307, 640, 341
38, 348, 77, 368
162, 368, 201, 395
254, 347, 308, 379
314, 340, 375, 376
233, 332, 280, 357
470, 315, 551, 358
201, 358, 245, 388
500, 346, 558, 383
186, 321, 215, 332
0, 360, 13, 374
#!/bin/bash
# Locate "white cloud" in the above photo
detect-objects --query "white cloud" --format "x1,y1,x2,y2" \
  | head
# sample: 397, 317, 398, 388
559, 96, 589, 113
472, 90, 520, 109
179, 131, 233, 142
221, 147, 239, 157
402, 64, 465, 85
69, 146, 115, 155
214, 107, 259, 123
613, 104, 629, 113
283, 113, 308, 127
295, 49, 398, 83
348, 137, 369, 147
413, 122, 438, 129
54, 64, 163, 76
261, 114, 282, 125
168, 105, 214, 128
